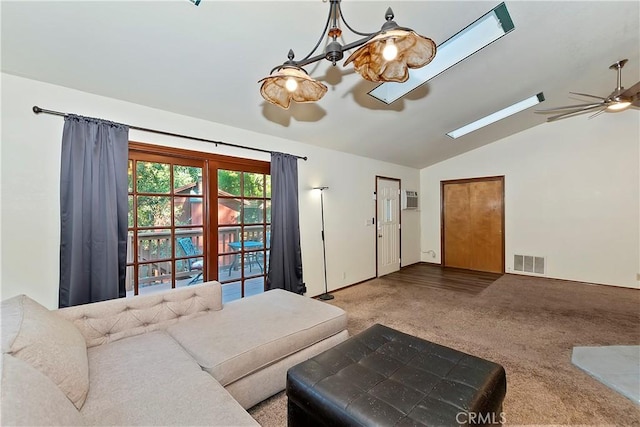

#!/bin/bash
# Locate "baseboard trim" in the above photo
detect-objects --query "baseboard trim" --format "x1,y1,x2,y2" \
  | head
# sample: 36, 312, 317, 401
418, 261, 442, 267
505, 272, 640, 291
311, 276, 377, 299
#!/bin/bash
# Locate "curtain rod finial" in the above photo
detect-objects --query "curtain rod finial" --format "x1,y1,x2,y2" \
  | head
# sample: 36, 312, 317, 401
32, 106, 42, 114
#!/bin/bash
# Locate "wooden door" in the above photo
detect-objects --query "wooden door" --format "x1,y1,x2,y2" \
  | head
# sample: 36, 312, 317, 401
376, 177, 401, 276
442, 176, 504, 273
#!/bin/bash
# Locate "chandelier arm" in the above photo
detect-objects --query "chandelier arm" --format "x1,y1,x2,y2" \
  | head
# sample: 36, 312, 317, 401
336, 1, 377, 37
295, 53, 332, 68
299, 0, 335, 61
269, 52, 327, 74
268, 32, 374, 73
340, 36, 375, 52
283, 35, 375, 71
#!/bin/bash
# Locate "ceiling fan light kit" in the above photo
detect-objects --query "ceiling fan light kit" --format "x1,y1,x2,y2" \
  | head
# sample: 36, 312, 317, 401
258, 0, 436, 109
536, 58, 640, 122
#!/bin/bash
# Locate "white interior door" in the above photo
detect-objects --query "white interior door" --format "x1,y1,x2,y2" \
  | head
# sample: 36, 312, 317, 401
377, 178, 400, 277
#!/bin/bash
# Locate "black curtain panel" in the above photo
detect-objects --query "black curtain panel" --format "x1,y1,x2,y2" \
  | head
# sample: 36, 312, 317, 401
59, 115, 129, 307
267, 152, 306, 294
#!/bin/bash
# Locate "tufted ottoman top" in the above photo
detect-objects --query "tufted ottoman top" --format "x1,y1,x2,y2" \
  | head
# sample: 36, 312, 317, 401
286, 323, 506, 426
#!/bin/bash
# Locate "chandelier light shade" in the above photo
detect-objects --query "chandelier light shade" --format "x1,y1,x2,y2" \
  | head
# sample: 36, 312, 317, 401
259, 0, 436, 108
344, 28, 437, 83
259, 63, 328, 109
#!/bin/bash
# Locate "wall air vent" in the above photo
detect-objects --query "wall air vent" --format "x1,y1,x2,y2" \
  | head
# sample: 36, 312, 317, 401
514, 254, 545, 275
401, 190, 419, 210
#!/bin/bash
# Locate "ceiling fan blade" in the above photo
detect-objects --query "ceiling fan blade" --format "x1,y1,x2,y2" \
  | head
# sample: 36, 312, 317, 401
569, 91, 607, 100
588, 107, 608, 120
546, 105, 603, 122
621, 82, 640, 107
535, 102, 603, 113
622, 81, 640, 96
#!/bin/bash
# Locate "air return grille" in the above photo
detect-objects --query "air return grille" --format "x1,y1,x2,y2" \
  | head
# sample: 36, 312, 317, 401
513, 254, 545, 275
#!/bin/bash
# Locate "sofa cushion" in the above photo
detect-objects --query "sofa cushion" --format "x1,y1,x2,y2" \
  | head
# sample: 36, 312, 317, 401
56, 281, 223, 348
1, 295, 89, 409
167, 289, 348, 386
1, 354, 86, 426
81, 330, 258, 426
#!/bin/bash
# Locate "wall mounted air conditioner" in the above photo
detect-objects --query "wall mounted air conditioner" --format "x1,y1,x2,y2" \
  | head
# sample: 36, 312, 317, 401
401, 190, 419, 210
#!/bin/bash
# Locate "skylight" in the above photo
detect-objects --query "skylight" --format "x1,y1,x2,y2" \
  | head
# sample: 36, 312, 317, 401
368, 3, 515, 104
447, 93, 545, 139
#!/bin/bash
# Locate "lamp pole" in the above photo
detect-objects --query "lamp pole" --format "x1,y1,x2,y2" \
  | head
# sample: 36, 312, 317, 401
314, 186, 333, 301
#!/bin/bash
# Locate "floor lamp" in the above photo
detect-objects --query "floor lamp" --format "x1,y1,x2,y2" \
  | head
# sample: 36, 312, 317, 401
314, 186, 333, 300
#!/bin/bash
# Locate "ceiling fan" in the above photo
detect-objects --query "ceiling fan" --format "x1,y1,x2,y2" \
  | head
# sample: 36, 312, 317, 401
536, 59, 640, 122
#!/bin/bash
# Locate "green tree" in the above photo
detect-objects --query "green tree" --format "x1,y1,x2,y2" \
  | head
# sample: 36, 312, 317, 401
218, 170, 241, 195
133, 162, 202, 227
131, 164, 270, 227
217, 170, 268, 197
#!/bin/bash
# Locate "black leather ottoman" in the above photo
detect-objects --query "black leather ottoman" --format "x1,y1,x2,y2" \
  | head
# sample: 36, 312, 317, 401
287, 324, 506, 426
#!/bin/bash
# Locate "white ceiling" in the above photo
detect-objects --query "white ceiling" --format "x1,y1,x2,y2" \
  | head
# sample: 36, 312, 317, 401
2, 1, 639, 168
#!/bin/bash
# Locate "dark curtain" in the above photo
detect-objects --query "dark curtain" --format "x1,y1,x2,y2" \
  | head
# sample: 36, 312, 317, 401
59, 115, 129, 307
267, 153, 306, 294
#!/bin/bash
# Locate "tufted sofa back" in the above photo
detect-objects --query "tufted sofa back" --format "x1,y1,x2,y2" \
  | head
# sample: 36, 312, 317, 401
56, 282, 222, 348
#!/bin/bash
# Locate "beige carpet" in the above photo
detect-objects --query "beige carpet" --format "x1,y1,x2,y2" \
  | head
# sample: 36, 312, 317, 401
249, 273, 640, 426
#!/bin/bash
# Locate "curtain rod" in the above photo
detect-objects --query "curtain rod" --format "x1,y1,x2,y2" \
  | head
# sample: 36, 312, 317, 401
32, 106, 308, 161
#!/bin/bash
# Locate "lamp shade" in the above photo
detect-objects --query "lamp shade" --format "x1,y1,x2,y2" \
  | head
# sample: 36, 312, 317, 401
259, 67, 328, 109
344, 29, 436, 83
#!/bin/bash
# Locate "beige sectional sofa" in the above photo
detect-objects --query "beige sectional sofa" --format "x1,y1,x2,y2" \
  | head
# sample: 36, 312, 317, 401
1, 282, 348, 426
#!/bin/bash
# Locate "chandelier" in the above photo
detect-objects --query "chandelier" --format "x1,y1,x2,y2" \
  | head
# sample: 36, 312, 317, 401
259, 0, 436, 109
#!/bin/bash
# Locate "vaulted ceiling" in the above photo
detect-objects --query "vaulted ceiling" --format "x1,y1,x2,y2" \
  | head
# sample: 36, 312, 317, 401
2, 1, 639, 168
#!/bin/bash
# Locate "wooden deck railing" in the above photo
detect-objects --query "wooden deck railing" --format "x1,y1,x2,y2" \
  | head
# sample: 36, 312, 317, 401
126, 226, 266, 291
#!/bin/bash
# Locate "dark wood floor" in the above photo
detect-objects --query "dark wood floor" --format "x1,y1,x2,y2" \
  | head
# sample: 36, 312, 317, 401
380, 263, 502, 295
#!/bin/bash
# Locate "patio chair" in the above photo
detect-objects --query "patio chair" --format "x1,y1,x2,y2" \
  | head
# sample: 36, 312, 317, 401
177, 237, 203, 285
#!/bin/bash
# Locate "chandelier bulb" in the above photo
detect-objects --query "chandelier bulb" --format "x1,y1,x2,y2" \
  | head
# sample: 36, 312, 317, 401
382, 39, 398, 61
285, 77, 298, 92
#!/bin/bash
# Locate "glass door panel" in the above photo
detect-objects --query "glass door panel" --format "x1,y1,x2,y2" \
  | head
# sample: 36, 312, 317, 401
127, 154, 205, 296
217, 169, 270, 302
243, 172, 264, 197
138, 261, 172, 295
137, 229, 171, 262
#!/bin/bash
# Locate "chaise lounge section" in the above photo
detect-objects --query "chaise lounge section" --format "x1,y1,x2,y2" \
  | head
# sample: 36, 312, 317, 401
1, 281, 348, 425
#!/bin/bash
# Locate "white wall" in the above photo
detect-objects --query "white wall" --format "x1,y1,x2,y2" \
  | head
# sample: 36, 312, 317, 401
420, 111, 640, 289
1, 73, 421, 308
